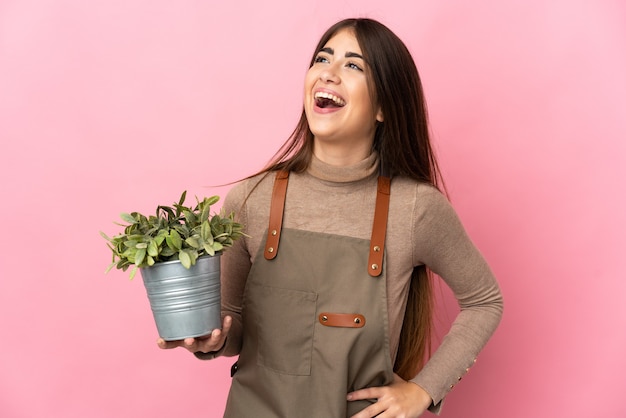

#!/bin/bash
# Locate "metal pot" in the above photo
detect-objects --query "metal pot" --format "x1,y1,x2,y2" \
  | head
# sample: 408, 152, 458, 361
140, 254, 221, 341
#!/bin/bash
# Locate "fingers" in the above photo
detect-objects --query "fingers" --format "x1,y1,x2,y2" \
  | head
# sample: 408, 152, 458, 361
194, 316, 231, 353
346, 387, 384, 418
347, 393, 385, 418
220, 315, 233, 337
156, 315, 233, 353
347, 386, 382, 402
156, 336, 211, 352
156, 337, 195, 350
347, 374, 430, 418
157, 338, 185, 349
194, 334, 219, 352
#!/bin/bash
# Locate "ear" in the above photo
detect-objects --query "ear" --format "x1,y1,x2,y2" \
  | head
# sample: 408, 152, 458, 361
376, 107, 384, 123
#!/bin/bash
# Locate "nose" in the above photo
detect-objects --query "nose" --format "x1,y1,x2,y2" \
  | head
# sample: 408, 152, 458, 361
319, 66, 340, 84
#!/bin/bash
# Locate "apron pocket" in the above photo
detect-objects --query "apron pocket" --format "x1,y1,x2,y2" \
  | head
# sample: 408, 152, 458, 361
247, 282, 317, 376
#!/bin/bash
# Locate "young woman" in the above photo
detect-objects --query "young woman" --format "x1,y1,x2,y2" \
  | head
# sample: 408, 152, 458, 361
159, 18, 503, 417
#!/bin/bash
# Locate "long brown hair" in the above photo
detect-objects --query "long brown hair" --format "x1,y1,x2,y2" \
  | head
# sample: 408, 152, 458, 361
255, 18, 443, 380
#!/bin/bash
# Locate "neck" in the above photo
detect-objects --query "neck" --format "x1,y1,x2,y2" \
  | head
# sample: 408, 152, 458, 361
308, 151, 379, 183
312, 138, 373, 167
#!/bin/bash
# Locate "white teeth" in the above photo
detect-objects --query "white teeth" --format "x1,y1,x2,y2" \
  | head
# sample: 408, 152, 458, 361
314, 91, 346, 106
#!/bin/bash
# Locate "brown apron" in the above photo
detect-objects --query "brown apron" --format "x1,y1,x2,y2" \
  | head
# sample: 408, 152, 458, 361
224, 171, 394, 417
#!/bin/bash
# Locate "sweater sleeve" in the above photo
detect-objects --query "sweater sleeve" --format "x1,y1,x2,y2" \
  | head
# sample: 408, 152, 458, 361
409, 185, 503, 412
195, 182, 251, 360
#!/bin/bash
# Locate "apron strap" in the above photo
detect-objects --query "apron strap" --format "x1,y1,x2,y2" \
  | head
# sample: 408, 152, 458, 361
368, 176, 391, 277
264, 170, 391, 277
264, 170, 289, 260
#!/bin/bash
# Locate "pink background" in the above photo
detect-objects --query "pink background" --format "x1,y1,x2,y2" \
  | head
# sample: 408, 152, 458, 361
1, 1, 625, 417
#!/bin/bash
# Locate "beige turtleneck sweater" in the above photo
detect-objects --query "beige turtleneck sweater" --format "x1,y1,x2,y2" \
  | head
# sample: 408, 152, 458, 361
211, 152, 503, 411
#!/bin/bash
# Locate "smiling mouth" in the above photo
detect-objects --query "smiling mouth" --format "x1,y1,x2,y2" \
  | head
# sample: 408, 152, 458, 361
314, 91, 346, 108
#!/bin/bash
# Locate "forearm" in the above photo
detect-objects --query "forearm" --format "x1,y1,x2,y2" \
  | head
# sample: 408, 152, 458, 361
196, 186, 252, 360
411, 289, 503, 408
411, 185, 504, 409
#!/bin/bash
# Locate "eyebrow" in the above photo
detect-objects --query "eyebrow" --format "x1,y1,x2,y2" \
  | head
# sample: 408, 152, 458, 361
319, 47, 364, 60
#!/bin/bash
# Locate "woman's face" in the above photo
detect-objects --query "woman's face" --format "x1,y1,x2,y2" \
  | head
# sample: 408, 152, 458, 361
304, 29, 383, 155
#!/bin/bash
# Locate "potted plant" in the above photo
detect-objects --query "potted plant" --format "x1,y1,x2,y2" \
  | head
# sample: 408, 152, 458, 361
100, 191, 245, 341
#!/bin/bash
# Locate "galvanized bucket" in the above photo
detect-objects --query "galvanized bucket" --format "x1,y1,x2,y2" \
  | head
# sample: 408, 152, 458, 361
140, 254, 221, 341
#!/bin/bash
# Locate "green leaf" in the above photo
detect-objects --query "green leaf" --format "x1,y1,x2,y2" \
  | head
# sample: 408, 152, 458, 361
213, 233, 229, 242
158, 206, 176, 220
154, 233, 165, 246
105, 261, 116, 274
167, 229, 182, 251
129, 266, 138, 280
188, 250, 198, 266
201, 221, 213, 244
147, 240, 158, 257
204, 244, 215, 256
179, 250, 192, 269
122, 248, 135, 259
206, 196, 220, 206
178, 191, 187, 207
200, 203, 210, 223
120, 213, 136, 224
185, 236, 201, 249
172, 224, 185, 234
117, 259, 130, 270
160, 247, 176, 257
183, 210, 197, 225
135, 248, 146, 266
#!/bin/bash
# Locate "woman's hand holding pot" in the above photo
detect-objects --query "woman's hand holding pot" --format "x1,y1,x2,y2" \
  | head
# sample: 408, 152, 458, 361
157, 315, 232, 354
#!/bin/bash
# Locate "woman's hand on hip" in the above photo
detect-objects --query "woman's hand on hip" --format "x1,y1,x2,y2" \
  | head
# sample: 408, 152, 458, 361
347, 373, 432, 418
156, 315, 232, 354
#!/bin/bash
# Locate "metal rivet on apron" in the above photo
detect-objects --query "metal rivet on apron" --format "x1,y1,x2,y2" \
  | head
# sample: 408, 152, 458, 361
371, 263, 379, 270
271, 229, 277, 236
267, 247, 274, 253
322, 315, 328, 322
373, 245, 380, 252
354, 317, 361, 324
